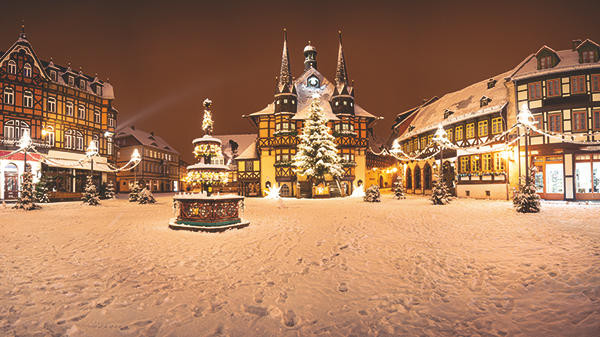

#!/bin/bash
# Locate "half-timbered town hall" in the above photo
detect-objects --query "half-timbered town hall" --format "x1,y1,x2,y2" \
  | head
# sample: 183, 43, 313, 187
241, 30, 379, 197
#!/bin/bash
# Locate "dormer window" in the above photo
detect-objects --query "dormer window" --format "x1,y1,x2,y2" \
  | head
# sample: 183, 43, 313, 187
539, 56, 552, 69
487, 79, 497, 89
23, 63, 32, 77
443, 109, 454, 119
50, 70, 57, 81
95, 85, 102, 96
79, 80, 86, 90
7, 60, 16, 74
480, 96, 492, 107
68, 76, 74, 86
582, 50, 596, 63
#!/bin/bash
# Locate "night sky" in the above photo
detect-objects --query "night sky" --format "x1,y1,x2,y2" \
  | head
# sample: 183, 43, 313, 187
1, 0, 599, 162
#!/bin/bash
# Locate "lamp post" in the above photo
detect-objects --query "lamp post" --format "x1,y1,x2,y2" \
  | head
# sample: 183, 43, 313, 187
433, 125, 448, 184
518, 103, 534, 181
86, 140, 99, 186
131, 148, 141, 188
18, 130, 32, 176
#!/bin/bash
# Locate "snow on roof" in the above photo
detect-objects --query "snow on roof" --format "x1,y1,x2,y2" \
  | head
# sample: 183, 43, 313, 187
212, 134, 258, 161
116, 126, 180, 154
511, 47, 600, 81
236, 139, 258, 160
398, 69, 513, 141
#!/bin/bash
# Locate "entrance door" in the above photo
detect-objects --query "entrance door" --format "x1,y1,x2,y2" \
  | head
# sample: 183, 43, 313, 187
532, 155, 564, 200
4, 163, 19, 199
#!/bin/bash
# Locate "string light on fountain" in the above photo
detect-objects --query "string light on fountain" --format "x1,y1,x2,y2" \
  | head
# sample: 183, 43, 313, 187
171, 98, 249, 231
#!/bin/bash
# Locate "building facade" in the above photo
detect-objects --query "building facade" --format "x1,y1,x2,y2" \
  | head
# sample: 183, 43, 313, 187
243, 30, 379, 197
0, 28, 117, 201
391, 38, 600, 201
115, 126, 181, 193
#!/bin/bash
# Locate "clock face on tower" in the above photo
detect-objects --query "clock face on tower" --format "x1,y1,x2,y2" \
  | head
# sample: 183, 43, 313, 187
307, 75, 320, 88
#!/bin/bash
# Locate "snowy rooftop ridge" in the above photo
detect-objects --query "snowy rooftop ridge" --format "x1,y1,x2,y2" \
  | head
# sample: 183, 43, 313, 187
116, 126, 180, 154
510, 45, 600, 81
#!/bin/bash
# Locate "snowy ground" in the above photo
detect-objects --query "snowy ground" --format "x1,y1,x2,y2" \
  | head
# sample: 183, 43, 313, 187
0, 194, 599, 337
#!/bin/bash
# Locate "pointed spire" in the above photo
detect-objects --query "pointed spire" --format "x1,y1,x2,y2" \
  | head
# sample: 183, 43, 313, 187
19, 20, 27, 40
278, 28, 292, 91
335, 30, 349, 87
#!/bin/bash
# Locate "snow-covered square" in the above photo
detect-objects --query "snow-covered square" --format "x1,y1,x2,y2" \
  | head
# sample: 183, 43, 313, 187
1, 195, 598, 336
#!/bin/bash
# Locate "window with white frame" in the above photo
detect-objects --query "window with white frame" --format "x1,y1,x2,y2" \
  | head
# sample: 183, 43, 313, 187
23, 90, 33, 108
7, 60, 16, 74
23, 63, 32, 77
47, 97, 56, 112
64, 130, 74, 149
78, 105, 86, 119
108, 116, 114, 127
49, 70, 57, 81
107, 138, 113, 155
66, 101, 74, 116
79, 79, 86, 90
94, 109, 101, 123
3, 120, 30, 140
75, 131, 84, 150
3, 87, 14, 105
95, 85, 102, 96
45, 126, 55, 146
68, 76, 74, 86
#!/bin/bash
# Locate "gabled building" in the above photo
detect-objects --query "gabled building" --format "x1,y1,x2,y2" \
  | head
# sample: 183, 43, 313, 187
392, 37, 600, 201
0, 26, 117, 201
115, 126, 181, 193
243, 30, 380, 197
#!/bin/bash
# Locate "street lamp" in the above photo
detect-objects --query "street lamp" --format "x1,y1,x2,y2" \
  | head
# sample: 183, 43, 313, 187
433, 124, 448, 179
18, 129, 32, 174
86, 140, 99, 185
518, 103, 534, 179
131, 148, 141, 187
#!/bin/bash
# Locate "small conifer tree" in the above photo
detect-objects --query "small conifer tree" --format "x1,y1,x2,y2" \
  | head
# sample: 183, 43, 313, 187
364, 185, 381, 202
393, 176, 406, 199
513, 167, 541, 213
14, 172, 39, 210
129, 182, 141, 202
82, 175, 100, 206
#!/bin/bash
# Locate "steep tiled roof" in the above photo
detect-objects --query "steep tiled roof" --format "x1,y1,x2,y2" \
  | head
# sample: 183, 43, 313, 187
115, 126, 180, 154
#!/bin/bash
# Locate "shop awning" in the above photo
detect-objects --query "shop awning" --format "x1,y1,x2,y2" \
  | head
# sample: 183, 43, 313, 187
43, 150, 114, 173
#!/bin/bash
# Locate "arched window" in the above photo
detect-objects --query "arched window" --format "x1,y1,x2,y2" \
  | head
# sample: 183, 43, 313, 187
44, 126, 55, 146
107, 138, 113, 155
414, 165, 422, 189
405, 167, 412, 189
280, 184, 290, 197
66, 101, 74, 116
7, 60, 16, 74
94, 109, 101, 123
75, 131, 84, 150
3, 87, 14, 105
23, 63, 32, 77
78, 105, 86, 119
47, 97, 56, 112
23, 90, 33, 108
3, 120, 30, 140
79, 80, 86, 90
64, 129, 74, 149
424, 164, 432, 190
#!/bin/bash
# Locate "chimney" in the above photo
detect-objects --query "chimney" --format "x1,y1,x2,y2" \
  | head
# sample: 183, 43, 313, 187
131, 125, 135, 130
572, 39, 582, 51
150, 131, 155, 136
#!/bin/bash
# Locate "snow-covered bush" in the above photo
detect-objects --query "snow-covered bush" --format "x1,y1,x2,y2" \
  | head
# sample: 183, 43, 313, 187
14, 172, 39, 210
129, 182, 141, 202
431, 177, 451, 205
82, 175, 100, 206
513, 167, 540, 213
104, 181, 116, 199
138, 188, 156, 204
364, 185, 381, 202
393, 177, 405, 199
34, 174, 51, 203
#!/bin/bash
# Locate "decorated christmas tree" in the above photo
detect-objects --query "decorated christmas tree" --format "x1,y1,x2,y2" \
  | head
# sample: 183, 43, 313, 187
104, 181, 116, 199
431, 173, 451, 205
293, 94, 344, 195
82, 175, 100, 206
364, 185, 381, 202
138, 187, 156, 204
513, 167, 541, 213
34, 174, 51, 203
393, 176, 405, 199
14, 172, 39, 210
129, 182, 141, 202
